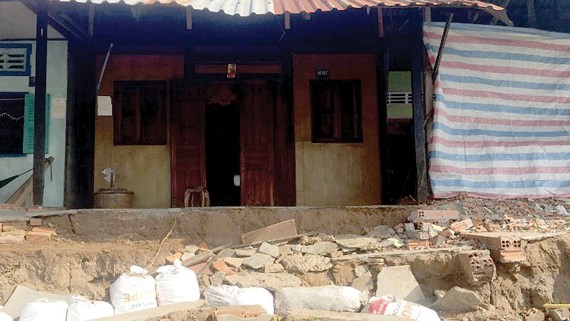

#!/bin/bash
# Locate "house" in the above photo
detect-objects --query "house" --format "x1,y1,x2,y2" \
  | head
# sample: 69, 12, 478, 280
0, 0, 514, 208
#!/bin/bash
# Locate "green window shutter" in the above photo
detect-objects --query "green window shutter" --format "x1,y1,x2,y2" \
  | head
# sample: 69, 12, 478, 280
22, 94, 50, 154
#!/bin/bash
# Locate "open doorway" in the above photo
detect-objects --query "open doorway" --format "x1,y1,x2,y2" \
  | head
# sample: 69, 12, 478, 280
205, 102, 241, 206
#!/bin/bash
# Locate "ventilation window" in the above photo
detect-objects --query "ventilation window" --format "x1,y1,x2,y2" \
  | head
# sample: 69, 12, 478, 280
387, 92, 412, 104
0, 44, 32, 76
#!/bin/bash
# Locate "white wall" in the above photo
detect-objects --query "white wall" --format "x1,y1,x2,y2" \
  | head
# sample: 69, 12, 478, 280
0, 40, 68, 207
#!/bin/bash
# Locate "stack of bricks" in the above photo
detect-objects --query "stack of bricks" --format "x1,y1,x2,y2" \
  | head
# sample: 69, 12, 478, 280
0, 218, 57, 243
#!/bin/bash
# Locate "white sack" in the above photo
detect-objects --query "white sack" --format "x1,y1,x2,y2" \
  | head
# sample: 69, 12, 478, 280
66, 300, 114, 321
204, 285, 274, 315
20, 299, 68, 321
155, 259, 200, 306
275, 286, 361, 315
0, 312, 12, 321
110, 265, 157, 315
362, 296, 441, 321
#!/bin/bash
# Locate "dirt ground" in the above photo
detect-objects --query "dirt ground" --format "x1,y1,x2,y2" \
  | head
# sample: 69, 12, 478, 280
0, 231, 568, 320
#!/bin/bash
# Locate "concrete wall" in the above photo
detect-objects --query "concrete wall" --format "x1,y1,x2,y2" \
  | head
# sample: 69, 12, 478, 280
293, 54, 381, 206
94, 55, 184, 208
0, 40, 67, 207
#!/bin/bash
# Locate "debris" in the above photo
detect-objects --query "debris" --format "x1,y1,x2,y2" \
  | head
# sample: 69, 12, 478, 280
275, 286, 361, 315
182, 250, 215, 267
351, 271, 374, 294
548, 308, 570, 321
241, 219, 297, 244
354, 265, 369, 277
281, 253, 332, 273
367, 225, 396, 239
301, 241, 339, 256
405, 230, 430, 240
299, 235, 322, 245
225, 272, 302, 291
224, 257, 243, 269
332, 263, 356, 285
213, 260, 236, 276
409, 209, 460, 222
29, 218, 42, 226
362, 296, 441, 321
258, 243, 280, 258
450, 219, 474, 233
217, 248, 237, 259
166, 252, 183, 264
24, 230, 53, 242
457, 250, 496, 285
181, 252, 196, 261
429, 286, 481, 312
263, 263, 284, 273
375, 265, 426, 304
235, 247, 256, 258
335, 236, 383, 250
242, 254, 275, 270
210, 272, 226, 287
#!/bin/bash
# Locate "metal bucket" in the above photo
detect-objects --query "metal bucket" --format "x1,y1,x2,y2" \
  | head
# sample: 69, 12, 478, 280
93, 189, 134, 208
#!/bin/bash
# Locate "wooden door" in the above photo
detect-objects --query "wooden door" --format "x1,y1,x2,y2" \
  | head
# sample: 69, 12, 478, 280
170, 81, 206, 207
240, 81, 275, 206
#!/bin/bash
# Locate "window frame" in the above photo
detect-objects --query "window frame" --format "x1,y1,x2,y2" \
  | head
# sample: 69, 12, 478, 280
0, 43, 32, 77
310, 79, 363, 144
0, 92, 28, 156
113, 80, 168, 146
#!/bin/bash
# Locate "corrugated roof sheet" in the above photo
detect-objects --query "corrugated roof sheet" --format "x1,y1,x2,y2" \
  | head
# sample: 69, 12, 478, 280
50, 0, 511, 25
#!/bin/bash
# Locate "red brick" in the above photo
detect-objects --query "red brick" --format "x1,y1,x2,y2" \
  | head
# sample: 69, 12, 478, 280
188, 262, 213, 275
212, 259, 235, 276
450, 219, 474, 233
25, 231, 52, 242
166, 252, 183, 264
31, 226, 57, 235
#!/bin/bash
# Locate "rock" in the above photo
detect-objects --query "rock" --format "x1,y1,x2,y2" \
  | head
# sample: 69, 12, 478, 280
354, 265, 369, 277
264, 263, 284, 273
375, 265, 426, 304
279, 245, 294, 256
332, 264, 356, 285
301, 272, 332, 286
351, 271, 373, 294
181, 252, 196, 261
379, 237, 404, 249
405, 230, 429, 240
258, 242, 280, 258
524, 308, 545, 321
335, 235, 382, 250
275, 286, 362, 315
301, 242, 339, 256
217, 248, 236, 258
429, 286, 481, 312
404, 223, 415, 231
433, 289, 446, 299
281, 253, 333, 273
330, 251, 344, 258
224, 257, 243, 269
210, 271, 225, 286
225, 272, 302, 291
367, 225, 396, 239
242, 253, 275, 269
430, 235, 447, 246
235, 247, 256, 257
321, 234, 336, 242
184, 244, 200, 254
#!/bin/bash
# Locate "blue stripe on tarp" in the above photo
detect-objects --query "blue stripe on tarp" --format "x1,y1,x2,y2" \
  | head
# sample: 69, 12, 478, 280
433, 122, 570, 138
429, 150, 570, 162
431, 178, 570, 190
427, 45, 570, 65
435, 95, 570, 116
438, 74, 570, 91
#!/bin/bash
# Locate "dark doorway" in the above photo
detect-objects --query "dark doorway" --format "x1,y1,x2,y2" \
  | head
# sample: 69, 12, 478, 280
206, 102, 241, 206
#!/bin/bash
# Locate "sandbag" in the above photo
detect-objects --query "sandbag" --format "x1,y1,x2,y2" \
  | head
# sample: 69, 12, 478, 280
67, 299, 114, 321
362, 296, 441, 321
0, 312, 12, 321
275, 286, 361, 315
155, 259, 200, 306
204, 285, 274, 315
20, 299, 68, 321
110, 265, 157, 315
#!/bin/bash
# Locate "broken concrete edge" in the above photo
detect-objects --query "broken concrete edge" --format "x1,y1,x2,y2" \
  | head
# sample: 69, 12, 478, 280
284, 309, 410, 321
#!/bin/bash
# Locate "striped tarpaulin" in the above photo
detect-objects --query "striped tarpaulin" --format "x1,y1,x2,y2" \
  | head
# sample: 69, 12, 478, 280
424, 23, 570, 199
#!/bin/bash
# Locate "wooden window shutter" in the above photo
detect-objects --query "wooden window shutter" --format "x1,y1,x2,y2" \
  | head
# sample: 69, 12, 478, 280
22, 94, 50, 154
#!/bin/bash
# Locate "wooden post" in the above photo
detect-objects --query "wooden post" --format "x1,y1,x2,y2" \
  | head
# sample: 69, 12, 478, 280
184, 7, 194, 78
411, 9, 427, 204
33, 0, 48, 206
374, 9, 388, 204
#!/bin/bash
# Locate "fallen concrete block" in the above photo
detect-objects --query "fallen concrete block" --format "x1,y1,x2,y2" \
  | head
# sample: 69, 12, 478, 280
375, 265, 426, 304
429, 286, 481, 312
235, 247, 257, 257
241, 220, 297, 244
457, 250, 496, 285
281, 253, 332, 273
275, 286, 361, 315
285, 309, 410, 321
225, 272, 302, 291
300, 242, 339, 256
405, 230, 429, 240
93, 300, 207, 321
242, 253, 275, 270
409, 210, 460, 223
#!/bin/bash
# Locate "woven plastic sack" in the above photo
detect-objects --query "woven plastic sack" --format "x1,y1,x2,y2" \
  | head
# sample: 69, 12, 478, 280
20, 299, 68, 321
204, 285, 274, 315
110, 265, 157, 315
0, 312, 12, 321
155, 259, 200, 306
275, 286, 361, 315
66, 299, 114, 321
362, 296, 441, 321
